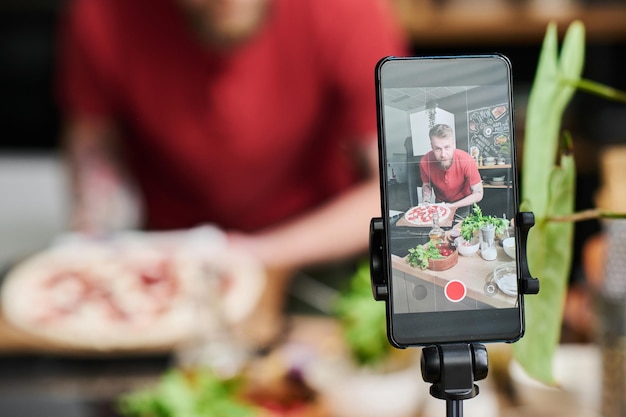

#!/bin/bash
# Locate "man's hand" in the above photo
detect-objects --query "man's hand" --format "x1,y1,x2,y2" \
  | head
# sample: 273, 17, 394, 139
422, 183, 433, 205
63, 118, 141, 235
447, 181, 484, 209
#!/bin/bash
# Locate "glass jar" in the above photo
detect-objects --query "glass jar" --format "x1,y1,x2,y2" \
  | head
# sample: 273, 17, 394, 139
429, 212, 445, 244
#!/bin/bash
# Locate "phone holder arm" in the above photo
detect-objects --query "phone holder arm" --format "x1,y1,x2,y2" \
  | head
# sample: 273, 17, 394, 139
369, 217, 388, 301
516, 211, 540, 295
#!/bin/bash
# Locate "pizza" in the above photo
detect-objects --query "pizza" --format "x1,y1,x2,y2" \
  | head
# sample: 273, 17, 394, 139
404, 204, 451, 226
0, 228, 265, 352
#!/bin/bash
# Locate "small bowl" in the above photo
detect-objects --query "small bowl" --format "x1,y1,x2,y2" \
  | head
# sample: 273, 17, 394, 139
494, 263, 517, 296
446, 229, 461, 245
502, 237, 516, 259
492, 176, 505, 182
455, 237, 479, 256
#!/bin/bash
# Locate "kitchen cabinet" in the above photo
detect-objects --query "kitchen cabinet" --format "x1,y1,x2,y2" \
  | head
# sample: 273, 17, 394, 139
479, 163, 512, 189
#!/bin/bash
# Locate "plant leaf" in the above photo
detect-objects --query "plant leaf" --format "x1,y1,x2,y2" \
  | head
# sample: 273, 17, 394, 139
521, 21, 584, 218
514, 152, 576, 384
514, 21, 584, 385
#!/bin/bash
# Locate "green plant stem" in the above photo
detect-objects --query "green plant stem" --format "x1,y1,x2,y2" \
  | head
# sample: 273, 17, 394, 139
561, 77, 626, 102
547, 208, 626, 223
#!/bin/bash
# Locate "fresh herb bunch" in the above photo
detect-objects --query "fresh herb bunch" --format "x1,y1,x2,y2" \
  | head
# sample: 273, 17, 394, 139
460, 203, 507, 241
117, 368, 255, 417
406, 241, 443, 270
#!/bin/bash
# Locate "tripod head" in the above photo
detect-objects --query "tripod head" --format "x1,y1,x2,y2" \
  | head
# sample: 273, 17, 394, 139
421, 343, 487, 401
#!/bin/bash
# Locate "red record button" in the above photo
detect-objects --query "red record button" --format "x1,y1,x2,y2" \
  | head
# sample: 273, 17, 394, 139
444, 280, 467, 303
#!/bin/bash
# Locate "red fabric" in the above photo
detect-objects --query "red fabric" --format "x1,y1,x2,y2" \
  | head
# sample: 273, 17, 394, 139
419, 150, 482, 204
57, 0, 407, 231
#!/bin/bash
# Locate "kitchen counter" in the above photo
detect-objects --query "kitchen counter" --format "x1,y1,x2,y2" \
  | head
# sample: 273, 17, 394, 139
391, 247, 517, 310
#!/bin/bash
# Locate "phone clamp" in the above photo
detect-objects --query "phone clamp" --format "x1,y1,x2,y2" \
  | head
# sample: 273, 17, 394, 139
516, 211, 539, 294
421, 343, 488, 417
369, 217, 388, 301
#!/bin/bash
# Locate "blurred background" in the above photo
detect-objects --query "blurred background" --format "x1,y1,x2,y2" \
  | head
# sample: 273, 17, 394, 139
4, 0, 626, 276
1, 0, 625, 416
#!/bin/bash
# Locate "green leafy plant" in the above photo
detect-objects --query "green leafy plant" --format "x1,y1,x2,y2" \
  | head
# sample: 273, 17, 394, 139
333, 261, 393, 367
117, 368, 255, 417
406, 241, 444, 269
514, 21, 626, 385
460, 203, 506, 242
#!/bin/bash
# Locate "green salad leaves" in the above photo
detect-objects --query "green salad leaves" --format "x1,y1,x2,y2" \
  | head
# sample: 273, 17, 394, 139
406, 241, 443, 270
117, 368, 255, 417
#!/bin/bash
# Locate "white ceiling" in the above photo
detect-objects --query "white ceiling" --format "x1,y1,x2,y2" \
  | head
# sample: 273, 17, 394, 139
383, 86, 476, 112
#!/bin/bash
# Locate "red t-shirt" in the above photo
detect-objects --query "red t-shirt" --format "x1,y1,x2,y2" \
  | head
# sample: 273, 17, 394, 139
57, 0, 406, 231
419, 149, 482, 204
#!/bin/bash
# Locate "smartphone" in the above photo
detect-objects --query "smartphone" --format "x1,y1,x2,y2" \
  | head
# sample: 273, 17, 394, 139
374, 55, 524, 347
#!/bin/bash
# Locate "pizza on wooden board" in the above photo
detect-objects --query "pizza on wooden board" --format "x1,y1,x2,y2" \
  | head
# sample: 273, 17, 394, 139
404, 204, 451, 226
0, 229, 265, 351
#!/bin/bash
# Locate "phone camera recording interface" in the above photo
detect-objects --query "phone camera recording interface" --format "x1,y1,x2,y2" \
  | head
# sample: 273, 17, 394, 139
375, 55, 523, 346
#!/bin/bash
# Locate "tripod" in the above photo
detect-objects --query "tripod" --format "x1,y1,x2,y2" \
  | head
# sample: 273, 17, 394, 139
369, 212, 539, 417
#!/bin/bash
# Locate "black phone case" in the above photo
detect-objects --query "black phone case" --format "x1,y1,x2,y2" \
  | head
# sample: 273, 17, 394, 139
374, 55, 526, 347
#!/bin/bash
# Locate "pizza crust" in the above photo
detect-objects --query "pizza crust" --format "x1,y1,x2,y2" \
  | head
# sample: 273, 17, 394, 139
0, 227, 266, 352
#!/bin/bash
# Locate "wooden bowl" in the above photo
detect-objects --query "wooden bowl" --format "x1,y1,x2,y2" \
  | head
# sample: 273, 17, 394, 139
427, 244, 459, 271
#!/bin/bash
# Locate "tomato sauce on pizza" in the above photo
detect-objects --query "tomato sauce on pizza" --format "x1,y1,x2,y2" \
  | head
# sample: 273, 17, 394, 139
404, 204, 451, 226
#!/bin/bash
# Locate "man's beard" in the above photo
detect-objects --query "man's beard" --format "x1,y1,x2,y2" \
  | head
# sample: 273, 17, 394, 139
439, 159, 452, 170
181, 0, 270, 49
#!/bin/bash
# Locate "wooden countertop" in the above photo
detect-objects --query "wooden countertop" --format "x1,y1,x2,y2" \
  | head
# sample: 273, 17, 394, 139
391, 247, 518, 309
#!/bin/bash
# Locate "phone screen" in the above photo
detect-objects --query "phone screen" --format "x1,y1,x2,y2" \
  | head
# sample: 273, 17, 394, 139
375, 55, 524, 346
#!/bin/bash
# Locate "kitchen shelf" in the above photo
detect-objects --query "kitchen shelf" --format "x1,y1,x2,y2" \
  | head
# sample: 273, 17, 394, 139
392, 1, 626, 46
483, 184, 512, 189
479, 163, 512, 189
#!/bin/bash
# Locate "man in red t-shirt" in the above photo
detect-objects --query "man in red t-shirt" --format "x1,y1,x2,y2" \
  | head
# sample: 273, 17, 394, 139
57, 0, 407, 344
420, 124, 483, 219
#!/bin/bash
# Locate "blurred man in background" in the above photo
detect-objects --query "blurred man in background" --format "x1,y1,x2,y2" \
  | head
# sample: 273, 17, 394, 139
56, 0, 407, 347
